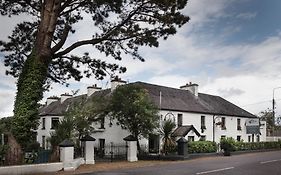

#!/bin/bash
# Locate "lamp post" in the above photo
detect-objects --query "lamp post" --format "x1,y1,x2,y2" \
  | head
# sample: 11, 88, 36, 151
273, 87, 281, 126
213, 115, 221, 142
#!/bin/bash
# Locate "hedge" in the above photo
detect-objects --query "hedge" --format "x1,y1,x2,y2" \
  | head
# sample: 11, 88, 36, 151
234, 141, 281, 151
188, 141, 217, 153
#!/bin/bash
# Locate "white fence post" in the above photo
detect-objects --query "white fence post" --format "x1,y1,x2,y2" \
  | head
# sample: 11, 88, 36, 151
59, 139, 74, 171
124, 135, 138, 162
80, 135, 96, 164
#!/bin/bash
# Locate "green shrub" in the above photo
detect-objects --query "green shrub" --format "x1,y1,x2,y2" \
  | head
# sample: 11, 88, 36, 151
0, 145, 9, 160
188, 141, 217, 153
220, 137, 236, 154
228, 140, 281, 152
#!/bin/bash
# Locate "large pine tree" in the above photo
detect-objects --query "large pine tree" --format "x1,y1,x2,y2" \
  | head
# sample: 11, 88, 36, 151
0, 0, 189, 148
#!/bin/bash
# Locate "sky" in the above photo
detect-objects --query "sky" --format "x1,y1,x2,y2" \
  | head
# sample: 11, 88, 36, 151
1, 0, 281, 119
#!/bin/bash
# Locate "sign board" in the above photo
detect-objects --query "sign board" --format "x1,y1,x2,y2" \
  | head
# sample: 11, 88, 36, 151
245, 118, 260, 134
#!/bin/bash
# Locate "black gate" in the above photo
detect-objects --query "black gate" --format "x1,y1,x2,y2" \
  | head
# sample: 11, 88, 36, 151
95, 142, 127, 162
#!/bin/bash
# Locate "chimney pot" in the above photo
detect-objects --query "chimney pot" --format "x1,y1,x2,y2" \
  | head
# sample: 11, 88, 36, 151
87, 84, 101, 97
60, 93, 72, 103
180, 82, 199, 97
111, 76, 126, 91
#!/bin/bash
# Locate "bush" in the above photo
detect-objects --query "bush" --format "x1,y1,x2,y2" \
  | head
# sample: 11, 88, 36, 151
220, 137, 236, 156
234, 141, 281, 151
0, 145, 9, 157
188, 141, 217, 153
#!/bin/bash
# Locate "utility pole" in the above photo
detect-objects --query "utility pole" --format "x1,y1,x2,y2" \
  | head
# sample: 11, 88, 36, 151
273, 87, 281, 127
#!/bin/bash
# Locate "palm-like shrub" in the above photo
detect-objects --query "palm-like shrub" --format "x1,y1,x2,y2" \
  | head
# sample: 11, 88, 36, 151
159, 119, 176, 155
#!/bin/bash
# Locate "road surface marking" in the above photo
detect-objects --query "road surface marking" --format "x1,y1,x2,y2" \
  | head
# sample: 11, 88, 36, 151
260, 159, 281, 164
196, 167, 234, 175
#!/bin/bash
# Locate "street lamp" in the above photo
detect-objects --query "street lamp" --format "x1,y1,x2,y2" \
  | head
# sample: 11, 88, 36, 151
212, 115, 221, 142
273, 87, 281, 126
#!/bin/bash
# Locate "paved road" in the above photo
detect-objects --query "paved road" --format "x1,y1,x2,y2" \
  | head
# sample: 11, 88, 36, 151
84, 151, 281, 175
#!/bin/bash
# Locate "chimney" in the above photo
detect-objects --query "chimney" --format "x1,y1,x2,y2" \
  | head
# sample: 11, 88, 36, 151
180, 82, 199, 97
60, 93, 72, 103
46, 96, 59, 106
111, 76, 126, 91
87, 84, 102, 97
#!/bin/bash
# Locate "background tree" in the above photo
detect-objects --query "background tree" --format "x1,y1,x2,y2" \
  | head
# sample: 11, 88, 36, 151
49, 95, 108, 148
0, 117, 12, 134
109, 84, 159, 150
259, 108, 281, 136
159, 118, 176, 155
0, 0, 189, 148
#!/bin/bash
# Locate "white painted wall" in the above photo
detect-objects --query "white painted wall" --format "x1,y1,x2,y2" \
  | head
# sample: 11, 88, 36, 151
0, 162, 63, 175
36, 110, 267, 151
36, 115, 63, 149
159, 110, 267, 143
90, 118, 131, 147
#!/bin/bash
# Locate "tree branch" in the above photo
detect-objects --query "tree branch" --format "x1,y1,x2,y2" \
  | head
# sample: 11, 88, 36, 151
55, 38, 103, 57
55, 2, 145, 57
51, 24, 71, 53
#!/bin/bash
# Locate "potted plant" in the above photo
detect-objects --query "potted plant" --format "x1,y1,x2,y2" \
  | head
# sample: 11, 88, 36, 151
220, 137, 235, 156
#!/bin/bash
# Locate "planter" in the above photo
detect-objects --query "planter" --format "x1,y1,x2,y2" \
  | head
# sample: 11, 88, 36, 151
223, 150, 231, 156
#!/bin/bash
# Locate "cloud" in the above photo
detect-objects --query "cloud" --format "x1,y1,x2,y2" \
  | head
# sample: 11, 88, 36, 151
236, 12, 257, 20
218, 88, 245, 98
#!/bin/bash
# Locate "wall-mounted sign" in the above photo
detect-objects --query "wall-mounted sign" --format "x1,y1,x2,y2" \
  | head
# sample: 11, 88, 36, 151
245, 118, 260, 134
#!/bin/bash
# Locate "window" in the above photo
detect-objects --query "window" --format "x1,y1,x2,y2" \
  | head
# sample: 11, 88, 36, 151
237, 118, 241, 130
51, 117, 59, 129
42, 136, 45, 149
177, 114, 183, 127
248, 135, 251, 142
221, 117, 226, 130
200, 135, 206, 141
221, 135, 226, 140
188, 136, 194, 142
257, 135, 260, 142
201, 116, 206, 130
100, 117, 105, 129
42, 118, 46, 130
237, 136, 241, 141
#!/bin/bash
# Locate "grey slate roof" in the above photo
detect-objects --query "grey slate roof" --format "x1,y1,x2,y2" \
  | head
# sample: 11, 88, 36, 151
134, 82, 256, 118
171, 125, 201, 137
39, 81, 256, 118
39, 89, 111, 116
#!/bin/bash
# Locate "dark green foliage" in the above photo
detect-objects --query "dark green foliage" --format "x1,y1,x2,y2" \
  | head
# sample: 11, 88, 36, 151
0, 0, 189, 148
220, 137, 236, 155
0, 0, 189, 85
109, 84, 159, 145
159, 119, 176, 155
188, 141, 217, 153
11, 52, 48, 148
49, 96, 107, 148
0, 117, 12, 133
234, 141, 281, 151
0, 145, 9, 163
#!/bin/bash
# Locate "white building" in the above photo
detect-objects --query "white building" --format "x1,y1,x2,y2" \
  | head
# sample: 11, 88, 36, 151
36, 78, 266, 153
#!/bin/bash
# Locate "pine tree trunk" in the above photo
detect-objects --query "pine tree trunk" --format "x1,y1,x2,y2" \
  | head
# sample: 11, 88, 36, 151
11, 0, 61, 149
12, 51, 50, 148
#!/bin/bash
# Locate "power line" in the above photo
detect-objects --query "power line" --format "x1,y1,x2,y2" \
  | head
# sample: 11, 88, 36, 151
241, 98, 281, 107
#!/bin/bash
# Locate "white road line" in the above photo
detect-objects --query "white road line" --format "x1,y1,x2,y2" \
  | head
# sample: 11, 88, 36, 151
260, 159, 281, 164
196, 167, 234, 175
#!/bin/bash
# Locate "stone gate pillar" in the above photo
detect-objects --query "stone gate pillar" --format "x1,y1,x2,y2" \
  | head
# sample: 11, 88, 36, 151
59, 139, 74, 171
80, 135, 96, 164
177, 137, 188, 156
123, 135, 138, 162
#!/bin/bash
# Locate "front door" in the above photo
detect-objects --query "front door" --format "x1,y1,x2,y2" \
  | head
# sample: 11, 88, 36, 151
99, 139, 105, 157
149, 134, 159, 153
